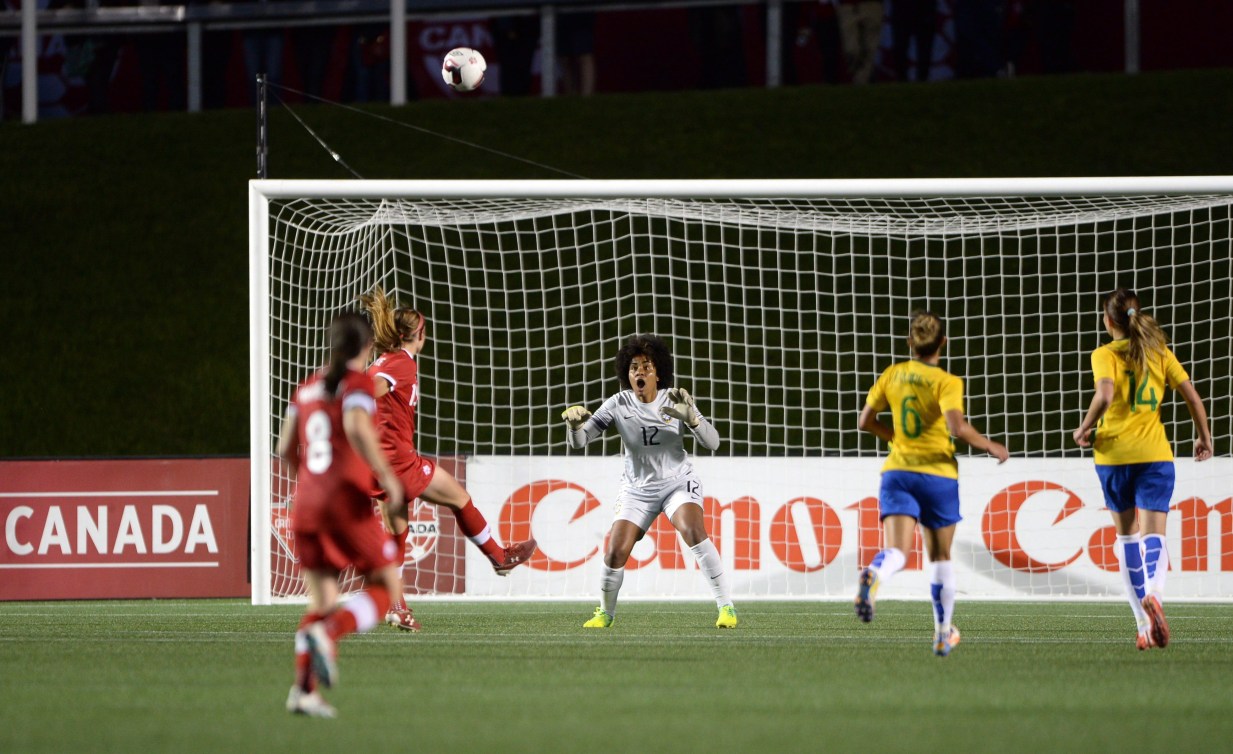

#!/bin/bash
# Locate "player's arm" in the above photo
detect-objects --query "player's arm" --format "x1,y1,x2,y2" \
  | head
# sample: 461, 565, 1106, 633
1072, 377, 1114, 448
1177, 380, 1214, 461
945, 409, 1009, 463
664, 388, 720, 450
372, 374, 392, 399
857, 403, 894, 445
275, 408, 299, 480
343, 406, 406, 518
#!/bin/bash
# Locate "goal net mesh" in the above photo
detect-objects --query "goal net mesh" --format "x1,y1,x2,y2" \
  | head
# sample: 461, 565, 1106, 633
254, 187, 1232, 603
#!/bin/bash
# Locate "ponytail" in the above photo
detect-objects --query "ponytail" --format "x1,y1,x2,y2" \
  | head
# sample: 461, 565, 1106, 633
324, 312, 372, 397
359, 285, 425, 356
1103, 288, 1168, 375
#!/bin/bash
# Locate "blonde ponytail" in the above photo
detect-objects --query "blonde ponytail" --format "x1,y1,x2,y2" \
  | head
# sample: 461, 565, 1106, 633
359, 286, 425, 356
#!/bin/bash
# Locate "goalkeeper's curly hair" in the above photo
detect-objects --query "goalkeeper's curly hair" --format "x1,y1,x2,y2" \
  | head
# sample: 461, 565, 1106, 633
615, 334, 674, 390
359, 286, 425, 356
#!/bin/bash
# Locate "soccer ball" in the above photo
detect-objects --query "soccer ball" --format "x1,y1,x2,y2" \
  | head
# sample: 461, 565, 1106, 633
442, 48, 487, 92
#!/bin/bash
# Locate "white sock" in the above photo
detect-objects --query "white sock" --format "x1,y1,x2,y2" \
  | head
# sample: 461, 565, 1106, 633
870, 547, 907, 583
689, 539, 733, 609
599, 564, 624, 617
343, 590, 380, 633
1143, 534, 1169, 600
930, 560, 956, 635
1116, 534, 1150, 631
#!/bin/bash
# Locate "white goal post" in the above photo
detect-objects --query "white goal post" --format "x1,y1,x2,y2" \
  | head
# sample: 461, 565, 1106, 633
249, 177, 1233, 605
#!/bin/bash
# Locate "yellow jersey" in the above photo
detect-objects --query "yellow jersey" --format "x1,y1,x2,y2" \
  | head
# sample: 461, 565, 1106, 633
1090, 339, 1189, 465
865, 360, 964, 479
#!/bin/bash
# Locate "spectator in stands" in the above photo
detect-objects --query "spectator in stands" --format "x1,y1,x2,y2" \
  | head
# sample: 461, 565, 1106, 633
788, 0, 842, 85
292, 24, 336, 100
132, 0, 187, 111
688, 4, 747, 89
557, 10, 596, 96
492, 13, 539, 96
954, 0, 1003, 78
891, 0, 938, 82
834, 0, 883, 85
350, 24, 390, 102
240, 0, 284, 103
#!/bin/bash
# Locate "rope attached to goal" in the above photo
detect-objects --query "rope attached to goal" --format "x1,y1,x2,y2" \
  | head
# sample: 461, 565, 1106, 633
262, 81, 589, 180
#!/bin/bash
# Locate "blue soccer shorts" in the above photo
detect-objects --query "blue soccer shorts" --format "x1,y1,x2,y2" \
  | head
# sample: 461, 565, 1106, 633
878, 471, 962, 530
1095, 461, 1175, 514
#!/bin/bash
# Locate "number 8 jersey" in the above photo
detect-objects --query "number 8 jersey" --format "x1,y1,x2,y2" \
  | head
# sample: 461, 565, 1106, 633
1090, 339, 1189, 466
865, 360, 964, 479
287, 368, 378, 528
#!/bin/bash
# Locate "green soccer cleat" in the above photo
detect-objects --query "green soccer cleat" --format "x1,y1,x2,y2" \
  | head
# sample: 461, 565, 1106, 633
583, 606, 614, 628
716, 604, 739, 629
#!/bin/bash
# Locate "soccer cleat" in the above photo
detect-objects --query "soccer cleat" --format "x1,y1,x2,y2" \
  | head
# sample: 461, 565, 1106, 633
1141, 595, 1170, 648
583, 606, 614, 628
385, 608, 422, 632
494, 538, 538, 576
854, 567, 879, 623
286, 685, 337, 719
933, 626, 961, 657
716, 604, 739, 629
305, 621, 338, 689
1137, 632, 1154, 651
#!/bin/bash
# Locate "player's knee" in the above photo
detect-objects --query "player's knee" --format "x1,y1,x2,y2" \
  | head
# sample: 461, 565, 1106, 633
678, 525, 707, 547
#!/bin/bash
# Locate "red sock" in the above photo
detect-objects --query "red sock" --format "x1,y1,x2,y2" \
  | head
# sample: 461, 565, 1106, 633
394, 527, 410, 567
453, 499, 505, 564
391, 528, 410, 610
294, 611, 324, 691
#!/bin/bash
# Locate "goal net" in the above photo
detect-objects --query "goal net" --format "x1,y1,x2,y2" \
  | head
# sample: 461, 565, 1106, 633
249, 178, 1232, 604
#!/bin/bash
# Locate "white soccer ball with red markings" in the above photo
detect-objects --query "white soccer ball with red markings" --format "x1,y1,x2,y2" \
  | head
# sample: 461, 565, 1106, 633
442, 48, 487, 92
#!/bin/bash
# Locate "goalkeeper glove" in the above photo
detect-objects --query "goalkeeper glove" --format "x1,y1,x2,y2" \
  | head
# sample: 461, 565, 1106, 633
663, 388, 700, 428
561, 405, 592, 430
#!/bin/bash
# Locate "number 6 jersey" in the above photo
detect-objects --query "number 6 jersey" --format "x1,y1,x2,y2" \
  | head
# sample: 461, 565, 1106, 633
865, 360, 964, 479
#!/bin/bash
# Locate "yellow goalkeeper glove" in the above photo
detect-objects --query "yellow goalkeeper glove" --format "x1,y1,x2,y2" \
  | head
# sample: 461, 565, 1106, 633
663, 388, 700, 428
561, 405, 592, 430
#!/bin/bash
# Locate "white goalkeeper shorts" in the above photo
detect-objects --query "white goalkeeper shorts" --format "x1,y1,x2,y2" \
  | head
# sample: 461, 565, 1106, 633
613, 473, 704, 532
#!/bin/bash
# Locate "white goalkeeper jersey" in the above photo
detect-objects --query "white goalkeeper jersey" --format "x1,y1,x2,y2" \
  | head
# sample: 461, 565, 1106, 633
567, 390, 720, 490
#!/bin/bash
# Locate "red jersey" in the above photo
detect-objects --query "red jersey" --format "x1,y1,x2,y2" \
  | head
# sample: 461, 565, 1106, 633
368, 349, 420, 465
288, 368, 378, 532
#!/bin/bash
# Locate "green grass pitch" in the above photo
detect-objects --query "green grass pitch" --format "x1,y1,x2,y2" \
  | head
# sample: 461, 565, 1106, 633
2, 600, 1232, 753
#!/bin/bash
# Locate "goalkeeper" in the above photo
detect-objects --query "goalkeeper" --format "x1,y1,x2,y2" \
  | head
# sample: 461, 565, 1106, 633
561, 334, 737, 629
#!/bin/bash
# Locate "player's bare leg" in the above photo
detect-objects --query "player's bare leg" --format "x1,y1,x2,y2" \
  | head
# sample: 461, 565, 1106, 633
671, 504, 736, 628
856, 515, 913, 623
585, 520, 641, 627
421, 465, 537, 575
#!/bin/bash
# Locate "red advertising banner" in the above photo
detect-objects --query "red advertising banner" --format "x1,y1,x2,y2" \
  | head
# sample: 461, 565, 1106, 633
0, 458, 249, 600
